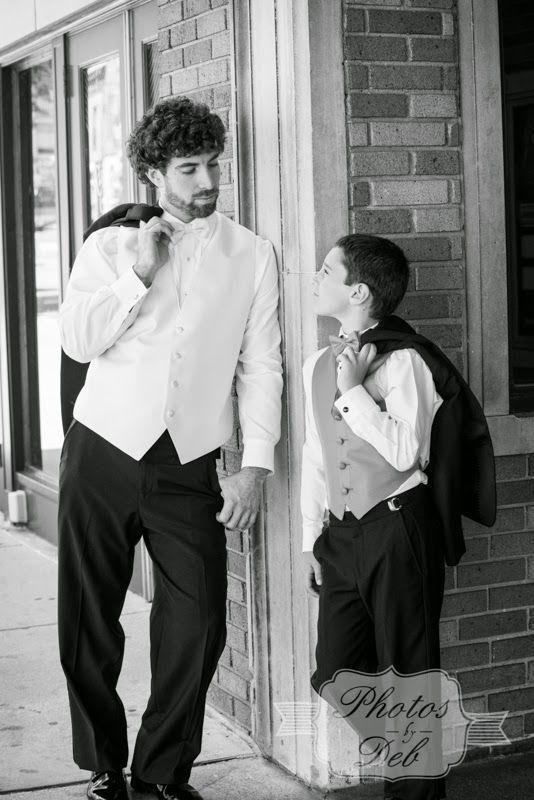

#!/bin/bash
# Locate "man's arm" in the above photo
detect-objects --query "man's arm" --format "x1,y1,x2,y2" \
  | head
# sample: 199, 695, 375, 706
60, 217, 174, 362
216, 237, 283, 532
300, 355, 328, 597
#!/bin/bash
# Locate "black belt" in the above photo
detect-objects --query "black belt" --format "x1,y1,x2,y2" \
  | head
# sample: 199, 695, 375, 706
330, 482, 428, 526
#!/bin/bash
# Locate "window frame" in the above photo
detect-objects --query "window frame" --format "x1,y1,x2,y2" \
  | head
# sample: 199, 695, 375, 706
8, 47, 64, 483
459, 0, 534, 454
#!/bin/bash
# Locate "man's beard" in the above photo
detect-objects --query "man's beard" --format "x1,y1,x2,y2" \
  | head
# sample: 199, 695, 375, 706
163, 188, 219, 219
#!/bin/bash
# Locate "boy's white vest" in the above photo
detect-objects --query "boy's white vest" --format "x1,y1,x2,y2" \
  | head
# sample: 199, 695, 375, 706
311, 347, 418, 519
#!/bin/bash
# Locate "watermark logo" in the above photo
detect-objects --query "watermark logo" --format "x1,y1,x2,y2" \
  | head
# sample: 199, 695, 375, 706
275, 668, 509, 782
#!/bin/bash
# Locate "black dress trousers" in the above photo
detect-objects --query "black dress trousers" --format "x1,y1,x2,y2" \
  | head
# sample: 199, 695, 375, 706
57, 421, 227, 785
311, 484, 445, 800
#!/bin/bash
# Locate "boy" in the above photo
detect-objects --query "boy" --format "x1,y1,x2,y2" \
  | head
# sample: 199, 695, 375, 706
301, 233, 495, 800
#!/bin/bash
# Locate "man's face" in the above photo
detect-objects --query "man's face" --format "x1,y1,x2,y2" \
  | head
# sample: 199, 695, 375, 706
149, 151, 220, 221
312, 247, 354, 317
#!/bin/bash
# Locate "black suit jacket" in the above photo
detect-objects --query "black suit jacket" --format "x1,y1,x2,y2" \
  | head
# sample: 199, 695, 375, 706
360, 315, 496, 567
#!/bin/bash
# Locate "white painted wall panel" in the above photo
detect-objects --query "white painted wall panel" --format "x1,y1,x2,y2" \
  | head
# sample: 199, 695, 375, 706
0, 0, 102, 52
35, 0, 98, 30
0, 0, 35, 50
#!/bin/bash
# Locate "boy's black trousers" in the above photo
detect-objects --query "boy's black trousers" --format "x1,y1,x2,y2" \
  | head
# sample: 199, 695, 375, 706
57, 421, 227, 785
312, 484, 445, 800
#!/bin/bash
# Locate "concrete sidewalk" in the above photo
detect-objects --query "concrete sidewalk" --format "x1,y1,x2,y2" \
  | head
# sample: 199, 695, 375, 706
1, 522, 533, 800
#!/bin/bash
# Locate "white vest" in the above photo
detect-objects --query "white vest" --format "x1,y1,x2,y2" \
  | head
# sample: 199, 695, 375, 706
72, 213, 261, 462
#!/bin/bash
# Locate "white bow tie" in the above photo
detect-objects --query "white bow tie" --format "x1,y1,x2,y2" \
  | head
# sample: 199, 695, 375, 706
169, 218, 210, 245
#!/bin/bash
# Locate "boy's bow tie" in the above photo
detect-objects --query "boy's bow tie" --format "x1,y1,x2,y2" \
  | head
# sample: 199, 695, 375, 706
328, 332, 361, 357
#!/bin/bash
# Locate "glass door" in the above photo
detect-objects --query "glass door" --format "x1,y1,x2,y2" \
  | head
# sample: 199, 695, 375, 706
68, 16, 129, 251
12, 58, 63, 482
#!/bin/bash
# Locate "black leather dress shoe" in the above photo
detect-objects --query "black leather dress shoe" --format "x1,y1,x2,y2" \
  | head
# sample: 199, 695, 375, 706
87, 771, 128, 800
130, 775, 203, 800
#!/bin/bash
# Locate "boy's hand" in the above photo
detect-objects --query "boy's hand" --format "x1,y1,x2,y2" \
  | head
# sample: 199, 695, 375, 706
336, 343, 377, 395
302, 551, 322, 597
216, 467, 269, 531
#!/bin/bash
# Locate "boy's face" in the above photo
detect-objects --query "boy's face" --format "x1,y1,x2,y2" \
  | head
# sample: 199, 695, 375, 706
312, 247, 354, 317
147, 150, 220, 221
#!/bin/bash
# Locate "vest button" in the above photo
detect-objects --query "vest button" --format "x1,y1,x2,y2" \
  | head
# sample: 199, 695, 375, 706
342, 406, 349, 413
337, 437, 345, 445
171, 380, 179, 388
172, 352, 182, 360
341, 487, 350, 495
176, 326, 184, 334
339, 462, 347, 470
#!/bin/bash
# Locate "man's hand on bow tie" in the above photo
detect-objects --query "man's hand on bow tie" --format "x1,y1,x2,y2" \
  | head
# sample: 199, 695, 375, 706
336, 342, 377, 395
133, 216, 176, 288
216, 466, 269, 531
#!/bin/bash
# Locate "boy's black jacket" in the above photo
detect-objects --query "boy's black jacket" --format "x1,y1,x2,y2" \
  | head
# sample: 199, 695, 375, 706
360, 314, 497, 567
60, 203, 163, 433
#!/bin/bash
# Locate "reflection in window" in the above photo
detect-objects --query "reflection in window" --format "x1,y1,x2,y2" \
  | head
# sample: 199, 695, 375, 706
83, 56, 123, 224
144, 40, 161, 109
30, 61, 62, 476
143, 41, 160, 206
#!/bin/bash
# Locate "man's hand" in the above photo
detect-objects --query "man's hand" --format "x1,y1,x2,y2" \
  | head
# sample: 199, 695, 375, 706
336, 342, 377, 395
216, 466, 269, 531
302, 551, 322, 597
133, 217, 176, 287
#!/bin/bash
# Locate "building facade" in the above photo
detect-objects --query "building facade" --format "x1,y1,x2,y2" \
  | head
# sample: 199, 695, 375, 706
0, 0, 532, 790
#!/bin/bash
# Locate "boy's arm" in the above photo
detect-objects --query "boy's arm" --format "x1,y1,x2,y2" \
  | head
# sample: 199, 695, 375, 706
334, 348, 442, 471
301, 356, 328, 552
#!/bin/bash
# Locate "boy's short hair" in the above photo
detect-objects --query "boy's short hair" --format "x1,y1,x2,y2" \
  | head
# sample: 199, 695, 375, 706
336, 233, 409, 319
127, 96, 226, 185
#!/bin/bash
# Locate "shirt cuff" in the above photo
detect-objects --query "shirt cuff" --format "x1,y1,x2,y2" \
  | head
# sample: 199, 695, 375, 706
241, 438, 275, 474
110, 266, 149, 311
334, 384, 378, 425
302, 521, 323, 552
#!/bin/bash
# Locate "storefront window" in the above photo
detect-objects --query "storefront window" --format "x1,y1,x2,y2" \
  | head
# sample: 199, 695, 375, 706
29, 60, 62, 477
83, 56, 123, 224
500, 0, 534, 411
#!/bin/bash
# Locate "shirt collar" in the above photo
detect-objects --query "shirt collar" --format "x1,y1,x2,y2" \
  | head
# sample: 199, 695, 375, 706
339, 322, 379, 338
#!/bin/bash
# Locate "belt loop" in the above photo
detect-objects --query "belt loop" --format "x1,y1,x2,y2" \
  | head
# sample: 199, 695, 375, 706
387, 496, 402, 511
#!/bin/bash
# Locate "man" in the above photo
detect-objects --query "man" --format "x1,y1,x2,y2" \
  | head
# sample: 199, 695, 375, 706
58, 97, 283, 800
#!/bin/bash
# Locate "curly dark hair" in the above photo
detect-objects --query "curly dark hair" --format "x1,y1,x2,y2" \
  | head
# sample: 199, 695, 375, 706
126, 96, 226, 185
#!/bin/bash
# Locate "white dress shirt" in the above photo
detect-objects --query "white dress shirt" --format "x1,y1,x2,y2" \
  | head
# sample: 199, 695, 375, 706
60, 211, 283, 468
301, 345, 443, 551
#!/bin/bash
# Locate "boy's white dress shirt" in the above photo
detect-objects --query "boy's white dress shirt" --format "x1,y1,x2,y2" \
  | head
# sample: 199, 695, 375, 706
301, 344, 443, 551
60, 211, 283, 468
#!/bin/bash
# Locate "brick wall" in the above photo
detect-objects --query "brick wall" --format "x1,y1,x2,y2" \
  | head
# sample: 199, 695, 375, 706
344, 0, 534, 750
441, 456, 534, 747
158, 0, 253, 731
345, 0, 464, 370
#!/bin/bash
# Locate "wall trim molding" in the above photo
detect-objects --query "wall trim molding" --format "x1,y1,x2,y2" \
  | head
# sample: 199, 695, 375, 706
458, 0, 509, 415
